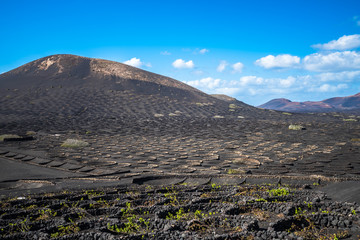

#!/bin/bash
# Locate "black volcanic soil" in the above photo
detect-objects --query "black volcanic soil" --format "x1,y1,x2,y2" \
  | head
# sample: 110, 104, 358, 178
1, 55, 360, 239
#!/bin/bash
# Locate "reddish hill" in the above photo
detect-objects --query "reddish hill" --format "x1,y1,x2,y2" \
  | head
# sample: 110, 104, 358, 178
258, 93, 360, 112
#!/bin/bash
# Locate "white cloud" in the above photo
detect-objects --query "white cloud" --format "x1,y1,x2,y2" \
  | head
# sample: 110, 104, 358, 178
312, 34, 360, 50
232, 62, 244, 73
215, 87, 242, 96
182, 71, 352, 105
186, 77, 221, 89
160, 51, 171, 55
314, 84, 348, 93
354, 16, 360, 26
303, 51, 360, 72
185, 77, 241, 96
255, 54, 300, 69
217, 60, 228, 72
123, 57, 143, 68
192, 70, 204, 75
247, 87, 290, 96
191, 48, 209, 54
239, 76, 264, 86
172, 59, 194, 69
230, 75, 299, 99
238, 75, 296, 88
199, 48, 209, 54
315, 71, 360, 82
279, 76, 296, 88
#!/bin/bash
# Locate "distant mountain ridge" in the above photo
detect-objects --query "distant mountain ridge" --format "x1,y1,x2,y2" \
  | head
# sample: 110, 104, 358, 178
258, 93, 360, 112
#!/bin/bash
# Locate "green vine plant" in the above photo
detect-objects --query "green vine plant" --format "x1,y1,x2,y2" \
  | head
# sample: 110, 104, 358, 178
107, 202, 150, 234
351, 209, 356, 216
166, 208, 188, 221
268, 187, 289, 197
163, 187, 180, 206
166, 208, 219, 222
84, 189, 104, 199
50, 218, 80, 238
211, 183, 221, 192
8, 218, 31, 234
304, 201, 313, 210
61, 200, 81, 209
36, 209, 57, 221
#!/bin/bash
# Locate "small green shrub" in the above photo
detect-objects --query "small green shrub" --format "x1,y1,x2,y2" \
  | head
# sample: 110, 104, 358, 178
343, 118, 357, 122
107, 216, 141, 233
351, 209, 356, 215
163, 187, 179, 206
288, 125, 305, 130
154, 113, 164, 117
0, 134, 21, 141
211, 183, 221, 192
255, 198, 267, 202
26, 131, 36, 136
51, 219, 79, 238
105, 201, 150, 234
166, 208, 188, 221
268, 188, 289, 197
227, 169, 241, 174
8, 218, 31, 234
61, 139, 89, 148
37, 209, 57, 220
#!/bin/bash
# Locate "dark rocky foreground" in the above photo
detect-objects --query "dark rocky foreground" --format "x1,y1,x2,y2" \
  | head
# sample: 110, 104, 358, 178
1, 116, 360, 239
1, 181, 359, 240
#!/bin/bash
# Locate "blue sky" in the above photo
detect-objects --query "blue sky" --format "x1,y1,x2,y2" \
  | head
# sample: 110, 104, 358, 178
1, 0, 360, 106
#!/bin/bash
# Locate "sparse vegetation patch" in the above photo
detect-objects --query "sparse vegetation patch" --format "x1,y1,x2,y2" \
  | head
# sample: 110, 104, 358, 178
0, 134, 21, 141
229, 104, 237, 109
154, 113, 164, 117
288, 124, 305, 130
343, 118, 357, 122
61, 139, 89, 148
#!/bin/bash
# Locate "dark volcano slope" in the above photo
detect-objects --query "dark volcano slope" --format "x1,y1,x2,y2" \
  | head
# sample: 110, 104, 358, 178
0, 54, 290, 132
